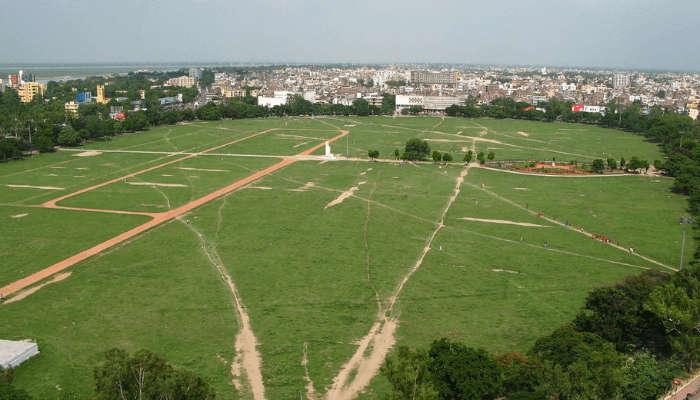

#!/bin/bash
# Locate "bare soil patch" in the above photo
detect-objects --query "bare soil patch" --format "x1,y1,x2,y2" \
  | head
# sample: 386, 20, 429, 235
325, 187, 358, 208
288, 182, 316, 192
4, 272, 72, 304
7, 184, 64, 190
73, 151, 102, 157
517, 131, 530, 137
10, 213, 28, 219
492, 269, 522, 274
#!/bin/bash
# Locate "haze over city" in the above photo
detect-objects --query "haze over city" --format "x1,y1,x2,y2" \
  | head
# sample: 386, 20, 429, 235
2, 0, 700, 71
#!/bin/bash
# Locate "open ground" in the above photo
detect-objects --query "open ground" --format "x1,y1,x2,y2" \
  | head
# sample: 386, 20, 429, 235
0, 116, 690, 399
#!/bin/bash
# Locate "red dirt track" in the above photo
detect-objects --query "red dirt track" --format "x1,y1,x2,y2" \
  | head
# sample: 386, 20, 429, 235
0, 129, 348, 298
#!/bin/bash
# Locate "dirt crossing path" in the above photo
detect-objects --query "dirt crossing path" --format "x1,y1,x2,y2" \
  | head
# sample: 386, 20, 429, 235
326, 166, 470, 400
0, 129, 348, 299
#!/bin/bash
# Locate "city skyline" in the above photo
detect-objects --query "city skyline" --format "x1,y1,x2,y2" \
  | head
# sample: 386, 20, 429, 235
2, 0, 700, 71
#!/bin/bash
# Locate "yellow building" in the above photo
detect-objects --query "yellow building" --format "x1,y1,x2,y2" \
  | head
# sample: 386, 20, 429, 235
96, 84, 107, 104
17, 82, 46, 103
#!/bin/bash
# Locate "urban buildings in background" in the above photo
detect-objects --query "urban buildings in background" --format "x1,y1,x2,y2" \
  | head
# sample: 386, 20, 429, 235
410, 70, 459, 86
165, 75, 196, 88
1, 64, 699, 120
613, 73, 630, 89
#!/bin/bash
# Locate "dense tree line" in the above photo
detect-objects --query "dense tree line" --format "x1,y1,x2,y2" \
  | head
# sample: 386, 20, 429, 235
0, 89, 396, 161
383, 267, 700, 400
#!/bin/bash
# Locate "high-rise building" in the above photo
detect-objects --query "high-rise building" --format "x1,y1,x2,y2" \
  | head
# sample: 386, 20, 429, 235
613, 74, 630, 89
96, 84, 107, 104
410, 70, 459, 86
17, 82, 45, 103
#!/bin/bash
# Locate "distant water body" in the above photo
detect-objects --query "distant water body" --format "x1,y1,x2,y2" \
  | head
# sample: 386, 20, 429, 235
0, 63, 225, 83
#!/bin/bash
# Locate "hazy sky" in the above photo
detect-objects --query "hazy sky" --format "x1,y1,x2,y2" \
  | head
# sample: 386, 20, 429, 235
3, 0, 698, 70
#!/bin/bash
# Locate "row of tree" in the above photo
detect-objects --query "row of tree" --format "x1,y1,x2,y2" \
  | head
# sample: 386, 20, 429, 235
383, 266, 700, 400
0, 90, 401, 161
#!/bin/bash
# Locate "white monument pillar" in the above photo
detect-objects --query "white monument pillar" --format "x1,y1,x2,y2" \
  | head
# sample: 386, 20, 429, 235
323, 141, 336, 160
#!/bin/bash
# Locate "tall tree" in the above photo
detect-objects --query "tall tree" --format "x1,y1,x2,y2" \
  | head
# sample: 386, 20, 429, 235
645, 266, 700, 370
427, 338, 502, 400
94, 348, 216, 400
382, 347, 438, 400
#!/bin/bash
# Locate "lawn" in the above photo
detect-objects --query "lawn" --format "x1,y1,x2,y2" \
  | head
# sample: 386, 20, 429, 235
0, 115, 687, 400
58, 155, 280, 213
0, 206, 148, 287
465, 167, 692, 267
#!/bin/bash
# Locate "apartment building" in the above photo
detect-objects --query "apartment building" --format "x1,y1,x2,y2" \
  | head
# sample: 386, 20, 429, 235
17, 82, 45, 103
165, 76, 196, 88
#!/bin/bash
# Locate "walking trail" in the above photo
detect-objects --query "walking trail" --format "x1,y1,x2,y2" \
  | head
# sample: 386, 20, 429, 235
463, 181, 676, 271
180, 211, 266, 400
326, 165, 470, 400
0, 129, 349, 298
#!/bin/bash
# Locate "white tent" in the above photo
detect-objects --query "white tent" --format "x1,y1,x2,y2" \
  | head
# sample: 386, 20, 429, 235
0, 340, 39, 369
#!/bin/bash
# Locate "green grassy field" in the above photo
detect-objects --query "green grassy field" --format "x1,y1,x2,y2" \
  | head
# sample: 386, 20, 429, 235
0, 116, 688, 399
320, 116, 662, 163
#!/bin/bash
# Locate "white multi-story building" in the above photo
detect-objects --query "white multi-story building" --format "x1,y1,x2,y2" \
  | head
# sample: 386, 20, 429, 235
395, 95, 464, 112
613, 73, 630, 89
303, 91, 317, 103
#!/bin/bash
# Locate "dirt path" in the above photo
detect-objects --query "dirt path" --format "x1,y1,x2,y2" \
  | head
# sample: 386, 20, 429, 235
664, 370, 700, 400
42, 129, 280, 208
3, 272, 72, 304
463, 181, 676, 271
302, 342, 319, 400
0, 130, 349, 299
477, 166, 629, 178
459, 217, 548, 227
180, 213, 266, 400
326, 166, 469, 400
